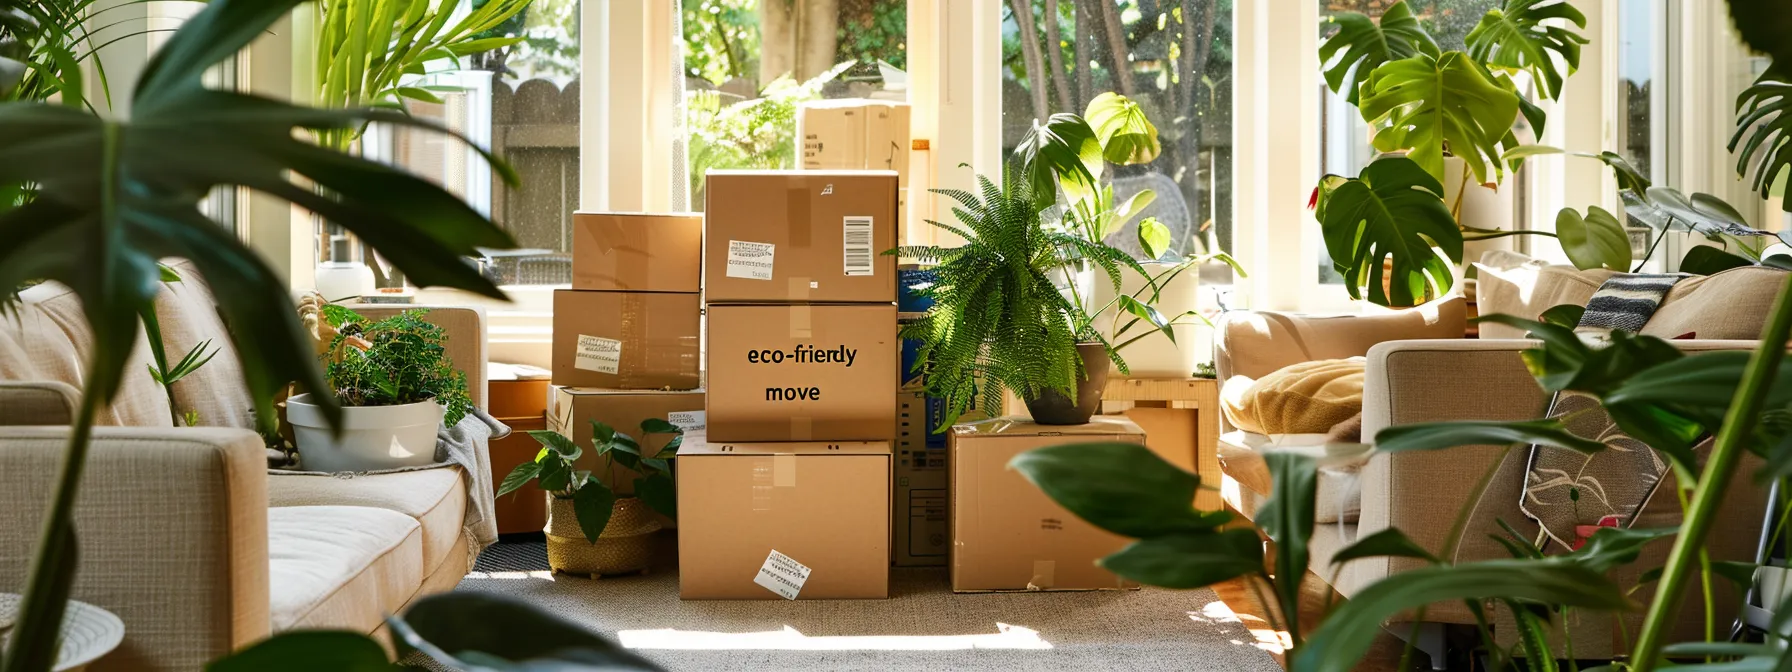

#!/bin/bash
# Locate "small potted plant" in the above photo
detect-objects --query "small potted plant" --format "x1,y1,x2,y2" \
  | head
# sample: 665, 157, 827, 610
497, 419, 682, 577
285, 306, 472, 471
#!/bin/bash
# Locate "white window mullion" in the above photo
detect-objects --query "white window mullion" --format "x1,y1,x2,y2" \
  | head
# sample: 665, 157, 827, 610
1235, 0, 1319, 312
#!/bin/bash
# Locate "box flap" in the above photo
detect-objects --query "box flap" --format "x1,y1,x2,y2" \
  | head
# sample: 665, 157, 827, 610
556, 386, 709, 398
951, 415, 1144, 438
680, 432, 891, 457
705, 169, 900, 178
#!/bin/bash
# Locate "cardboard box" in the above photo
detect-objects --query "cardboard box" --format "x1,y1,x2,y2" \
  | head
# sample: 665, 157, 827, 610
950, 416, 1146, 592
894, 390, 949, 566
551, 290, 700, 389
547, 386, 706, 494
705, 303, 897, 442
703, 171, 898, 304
571, 212, 702, 292
677, 435, 890, 599
798, 100, 911, 188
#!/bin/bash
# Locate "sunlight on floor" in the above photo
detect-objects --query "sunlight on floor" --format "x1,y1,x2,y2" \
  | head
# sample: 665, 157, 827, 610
463, 570, 555, 580
1191, 599, 1290, 655
617, 624, 1055, 651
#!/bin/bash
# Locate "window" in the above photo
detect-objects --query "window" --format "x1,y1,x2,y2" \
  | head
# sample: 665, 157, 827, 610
678, 0, 909, 210
999, 0, 1236, 286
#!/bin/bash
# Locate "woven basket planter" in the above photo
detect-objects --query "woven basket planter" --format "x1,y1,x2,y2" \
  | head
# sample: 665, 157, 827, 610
544, 495, 663, 577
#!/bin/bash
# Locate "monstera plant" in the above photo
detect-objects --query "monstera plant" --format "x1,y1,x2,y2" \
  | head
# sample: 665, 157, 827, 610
0, 0, 521, 669
1314, 0, 1631, 306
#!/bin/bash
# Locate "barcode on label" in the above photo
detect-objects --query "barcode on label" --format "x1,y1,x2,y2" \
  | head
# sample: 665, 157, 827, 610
843, 216, 874, 276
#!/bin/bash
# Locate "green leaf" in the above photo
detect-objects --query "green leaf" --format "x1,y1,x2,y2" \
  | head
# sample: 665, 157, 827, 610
1557, 206, 1632, 271
1732, 75, 1792, 212
1359, 51, 1523, 186
1318, 2, 1438, 106
1137, 217, 1172, 261
571, 482, 615, 544
1680, 246, 1757, 276
639, 418, 680, 434
1292, 560, 1633, 672
1331, 527, 1440, 567
536, 457, 571, 494
393, 592, 661, 670
205, 630, 395, 671
1464, 0, 1589, 101
1647, 187, 1772, 238
1009, 442, 1232, 538
634, 473, 677, 520
1099, 529, 1264, 589
1568, 527, 1676, 573
590, 420, 616, 451
495, 460, 542, 498
1538, 304, 1585, 328
1257, 451, 1317, 641
1605, 351, 1792, 412
394, 86, 443, 105
1012, 113, 1102, 203
1376, 418, 1607, 454
442, 35, 524, 57
1116, 295, 1174, 345
528, 430, 581, 461
1316, 156, 1462, 307
1084, 92, 1160, 165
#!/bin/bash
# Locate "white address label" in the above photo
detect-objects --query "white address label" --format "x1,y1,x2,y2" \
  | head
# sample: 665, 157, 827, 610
753, 549, 811, 600
573, 335, 621, 374
726, 240, 776, 281
667, 410, 706, 432
843, 216, 874, 276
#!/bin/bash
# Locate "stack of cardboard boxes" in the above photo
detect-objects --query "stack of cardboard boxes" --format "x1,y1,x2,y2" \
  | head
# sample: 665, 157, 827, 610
678, 170, 901, 600
797, 100, 912, 242
549, 213, 707, 495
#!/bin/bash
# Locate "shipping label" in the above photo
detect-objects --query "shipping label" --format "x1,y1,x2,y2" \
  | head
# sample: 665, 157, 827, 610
843, 216, 874, 276
573, 335, 621, 374
726, 240, 776, 280
667, 410, 706, 432
753, 549, 811, 600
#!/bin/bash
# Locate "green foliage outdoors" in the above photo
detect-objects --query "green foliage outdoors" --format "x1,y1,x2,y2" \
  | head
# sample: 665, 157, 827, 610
496, 420, 683, 544
681, 0, 759, 86
321, 309, 473, 427
685, 61, 849, 207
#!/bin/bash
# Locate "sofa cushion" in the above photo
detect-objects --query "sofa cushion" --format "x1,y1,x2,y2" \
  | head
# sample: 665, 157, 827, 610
1221, 358, 1366, 436
0, 282, 172, 427
1474, 250, 1787, 340
268, 469, 467, 576
155, 259, 256, 429
1216, 431, 1365, 524
268, 505, 422, 632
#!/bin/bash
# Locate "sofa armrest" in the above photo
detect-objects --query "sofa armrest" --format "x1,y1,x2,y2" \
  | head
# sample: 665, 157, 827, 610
350, 305, 488, 410
0, 427, 270, 671
0, 381, 79, 426
1214, 296, 1466, 383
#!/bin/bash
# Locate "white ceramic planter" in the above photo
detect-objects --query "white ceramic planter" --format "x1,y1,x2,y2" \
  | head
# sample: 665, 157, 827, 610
1089, 261, 1203, 378
285, 393, 443, 472
1443, 155, 1516, 282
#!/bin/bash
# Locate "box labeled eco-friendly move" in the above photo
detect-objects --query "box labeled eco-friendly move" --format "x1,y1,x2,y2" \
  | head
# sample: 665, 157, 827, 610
551, 290, 700, 390
547, 386, 706, 493
950, 416, 1146, 592
706, 303, 896, 442
571, 212, 702, 292
677, 436, 891, 600
703, 171, 898, 304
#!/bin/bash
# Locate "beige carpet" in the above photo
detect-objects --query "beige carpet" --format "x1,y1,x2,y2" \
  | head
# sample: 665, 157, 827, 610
451, 542, 1283, 671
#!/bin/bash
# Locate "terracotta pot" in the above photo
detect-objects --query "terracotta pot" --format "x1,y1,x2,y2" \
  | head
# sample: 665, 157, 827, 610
1022, 342, 1111, 425
544, 495, 662, 577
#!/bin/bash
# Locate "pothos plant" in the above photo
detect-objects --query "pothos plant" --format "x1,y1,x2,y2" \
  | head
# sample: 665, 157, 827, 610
316, 305, 473, 426
1313, 0, 1634, 306
496, 419, 683, 543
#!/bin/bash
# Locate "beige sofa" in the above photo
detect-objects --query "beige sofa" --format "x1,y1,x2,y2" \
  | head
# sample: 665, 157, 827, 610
1213, 254, 1785, 660
0, 261, 491, 671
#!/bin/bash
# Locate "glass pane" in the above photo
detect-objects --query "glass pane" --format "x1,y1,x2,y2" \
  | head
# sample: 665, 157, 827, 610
999, 0, 1237, 286
1316, 0, 1501, 284
1617, 0, 1659, 183
680, 0, 909, 211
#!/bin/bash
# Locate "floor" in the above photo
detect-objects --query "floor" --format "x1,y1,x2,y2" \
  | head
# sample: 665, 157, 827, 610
1206, 572, 1437, 671
458, 535, 1288, 671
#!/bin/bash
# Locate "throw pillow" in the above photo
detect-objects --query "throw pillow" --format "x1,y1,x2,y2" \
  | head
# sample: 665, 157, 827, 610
1221, 358, 1366, 436
1473, 249, 1788, 340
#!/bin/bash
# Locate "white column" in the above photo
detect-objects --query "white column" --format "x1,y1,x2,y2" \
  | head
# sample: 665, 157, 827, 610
908, 0, 1003, 248
1235, 0, 1319, 311
582, 0, 677, 213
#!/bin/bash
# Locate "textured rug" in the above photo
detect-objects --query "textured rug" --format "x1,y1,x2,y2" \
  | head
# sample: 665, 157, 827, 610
451, 542, 1282, 671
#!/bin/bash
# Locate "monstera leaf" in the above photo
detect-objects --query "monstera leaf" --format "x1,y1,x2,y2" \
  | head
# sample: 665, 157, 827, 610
1555, 206, 1632, 271
1318, 1, 1438, 106
1360, 51, 1523, 186
1732, 73, 1792, 212
1013, 112, 1103, 205
0, 1, 516, 669
1316, 156, 1462, 307
1464, 0, 1589, 101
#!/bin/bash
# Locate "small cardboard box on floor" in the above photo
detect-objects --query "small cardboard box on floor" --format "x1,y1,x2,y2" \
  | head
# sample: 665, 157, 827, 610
677, 434, 891, 600
703, 171, 898, 304
950, 416, 1145, 592
705, 303, 896, 442
547, 386, 706, 495
550, 290, 700, 389
570, 212, 702, 292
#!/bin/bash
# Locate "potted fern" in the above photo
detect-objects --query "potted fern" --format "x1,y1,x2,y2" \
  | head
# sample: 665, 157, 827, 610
285, 307, 473, 472
497, 420, 682, 577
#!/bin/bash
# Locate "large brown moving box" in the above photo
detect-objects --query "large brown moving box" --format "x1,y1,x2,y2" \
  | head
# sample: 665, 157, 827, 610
798, 100, 911, 186
550, 290, 700, 389
571, 212, 702, 292
705, 303, 896, 442
703, 171, 898, 304
677, 436, 891, 600
950, 416, 1145, 592
547, 386, 706, 494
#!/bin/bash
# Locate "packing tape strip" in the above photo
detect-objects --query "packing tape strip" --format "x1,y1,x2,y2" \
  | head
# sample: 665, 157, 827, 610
788, 277, 813, 301
772, 454, 797, 487
789, 417, 813, 441
788, 184, 812, 248
1027, 560, 1056, 591
788, 304, 813, 339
